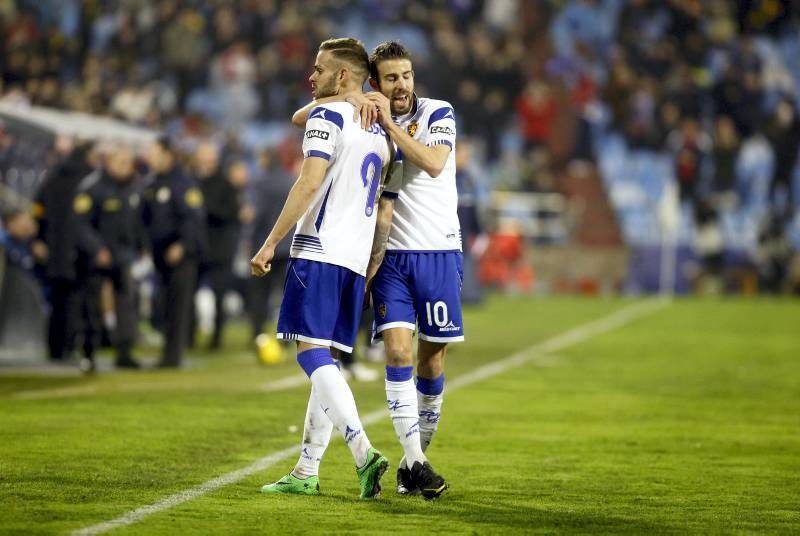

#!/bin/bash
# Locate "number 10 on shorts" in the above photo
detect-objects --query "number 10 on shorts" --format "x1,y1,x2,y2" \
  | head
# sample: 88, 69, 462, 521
425, 301, 449, 327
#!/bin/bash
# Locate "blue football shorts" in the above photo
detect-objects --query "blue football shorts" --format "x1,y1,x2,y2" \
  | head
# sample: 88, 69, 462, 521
371, 251, 464, 343
277, 258, 365, 353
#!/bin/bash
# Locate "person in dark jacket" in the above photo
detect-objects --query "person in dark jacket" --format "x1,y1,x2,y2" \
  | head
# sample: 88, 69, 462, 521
74, 144, 144, 370
194, 142, 247, 349
247, 148, 292, 340
31, 135, 93, 362
141, 137, 206, 368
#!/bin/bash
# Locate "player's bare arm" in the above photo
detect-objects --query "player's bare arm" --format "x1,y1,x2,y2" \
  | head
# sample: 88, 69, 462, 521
367, 92, 450, 177
365, 196, 394, 284
292, 92, 377, 130
250, 156, 328, 276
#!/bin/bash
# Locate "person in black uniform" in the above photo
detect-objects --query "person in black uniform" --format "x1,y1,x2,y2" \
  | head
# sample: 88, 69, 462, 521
74, 144, 144, 370
193, 142, 246, 349
247, 148, 292, 340
141, 137, 206, 368
31, 135, 93, 362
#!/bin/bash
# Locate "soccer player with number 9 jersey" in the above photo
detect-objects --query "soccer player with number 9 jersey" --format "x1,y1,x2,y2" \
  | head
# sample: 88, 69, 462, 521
250, 38, 394, 500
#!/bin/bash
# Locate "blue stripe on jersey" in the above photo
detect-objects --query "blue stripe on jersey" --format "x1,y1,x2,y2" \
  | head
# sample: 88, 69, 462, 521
306, 150, 331, 160
429, 140, 453, 148
428, 106, 455, 127
395, 148, 404, 162
381, 191, 399, 199
315, 182, 334, 231
309, 106, 344, 130
293, 234, 324, 251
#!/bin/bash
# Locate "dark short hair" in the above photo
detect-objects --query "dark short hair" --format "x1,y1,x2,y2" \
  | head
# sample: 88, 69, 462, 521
369, 41, 412, 81
319, 38, 369, 82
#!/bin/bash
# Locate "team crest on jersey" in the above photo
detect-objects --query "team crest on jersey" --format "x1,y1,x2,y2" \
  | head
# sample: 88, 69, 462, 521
407, 121, 418, 137
378, 303, 387, 319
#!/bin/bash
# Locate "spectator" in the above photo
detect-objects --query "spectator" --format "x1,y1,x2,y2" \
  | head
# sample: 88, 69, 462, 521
141, 137, 206, 368
194, 144, 246, 350
762, 96, 800, 220
710, 115, 741, 208
73, 144, 144, 370
31, 136, 93, 362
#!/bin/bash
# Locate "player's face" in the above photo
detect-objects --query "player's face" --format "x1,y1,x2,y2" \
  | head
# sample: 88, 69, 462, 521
374, 58, 414, 115
309, 51, 339, 99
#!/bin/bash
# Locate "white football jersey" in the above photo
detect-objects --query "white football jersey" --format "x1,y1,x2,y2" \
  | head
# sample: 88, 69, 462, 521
382, 96, 461, 252
293, 102, 391, 275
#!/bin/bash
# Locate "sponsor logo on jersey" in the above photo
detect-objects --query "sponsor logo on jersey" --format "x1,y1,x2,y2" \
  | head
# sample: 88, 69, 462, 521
305, 129, 330, 140
430, 125, 454, 135
407, 121, 418, 137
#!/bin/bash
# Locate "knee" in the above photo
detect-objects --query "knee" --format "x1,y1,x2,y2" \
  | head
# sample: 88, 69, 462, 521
384, 339, 413, 367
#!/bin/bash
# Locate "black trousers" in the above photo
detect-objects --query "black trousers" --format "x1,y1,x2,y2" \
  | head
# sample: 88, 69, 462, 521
155, 260, 198, 366
204, 263, 234, 348
247, 257, 289, 339
46, 277, 81, 360
84, 267, 138, 361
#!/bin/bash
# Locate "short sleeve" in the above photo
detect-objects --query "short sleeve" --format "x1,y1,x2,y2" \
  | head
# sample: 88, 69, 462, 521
302, 106, 344, 161
381, 158, 403, 199
426, 105, 456, 149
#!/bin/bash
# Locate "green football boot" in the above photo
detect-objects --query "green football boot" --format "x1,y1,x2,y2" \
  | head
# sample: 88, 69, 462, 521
260, 473, 320, 496
356, 448, 389, 499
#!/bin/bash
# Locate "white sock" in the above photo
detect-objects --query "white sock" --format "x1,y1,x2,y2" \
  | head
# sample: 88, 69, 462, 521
291, 386, 333, 478
385, 366, 426, 467
417, 390, 444, 453
401, 374, 445, 470
307, 362, 372, 467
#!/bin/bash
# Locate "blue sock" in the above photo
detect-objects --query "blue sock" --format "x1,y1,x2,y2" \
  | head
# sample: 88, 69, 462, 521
297, 348, 335, 377
416, 374, 444, 396
386, 365, 414, 382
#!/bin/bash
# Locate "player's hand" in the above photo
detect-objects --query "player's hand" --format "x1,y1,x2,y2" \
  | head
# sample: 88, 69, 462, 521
363, 280, 374, 311
250, 244, 274, 277
165, 242, 185, 266
366, 92, 392, 126
345, 92, 377, 130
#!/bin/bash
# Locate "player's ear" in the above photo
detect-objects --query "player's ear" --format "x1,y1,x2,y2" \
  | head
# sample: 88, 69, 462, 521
368, 78, 379, 91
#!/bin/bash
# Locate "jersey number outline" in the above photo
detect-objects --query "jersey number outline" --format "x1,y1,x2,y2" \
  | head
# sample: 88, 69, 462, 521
361, 152, 382, 217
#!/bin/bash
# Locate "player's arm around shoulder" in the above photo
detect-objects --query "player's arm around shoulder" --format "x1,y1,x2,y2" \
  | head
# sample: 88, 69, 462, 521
368, 93, 453, 178
292, 92, 378, 129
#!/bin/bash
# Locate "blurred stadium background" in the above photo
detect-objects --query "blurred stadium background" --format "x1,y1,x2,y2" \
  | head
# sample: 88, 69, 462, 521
1, 1, 800, 359
1, 1, 799, 533
2, 0, 800, 361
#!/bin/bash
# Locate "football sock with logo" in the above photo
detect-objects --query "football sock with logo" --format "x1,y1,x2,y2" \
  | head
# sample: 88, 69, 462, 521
416, 374, 445, 454
385, 365, 426, 467
291, 386, 333, 479
298, 348, 372, 468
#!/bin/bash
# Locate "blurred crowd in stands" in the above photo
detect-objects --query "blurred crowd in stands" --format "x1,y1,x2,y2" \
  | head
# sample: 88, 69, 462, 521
0, 0, 799, 367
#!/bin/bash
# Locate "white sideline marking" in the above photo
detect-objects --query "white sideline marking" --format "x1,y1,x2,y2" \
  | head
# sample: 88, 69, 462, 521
72, 299, 668, 535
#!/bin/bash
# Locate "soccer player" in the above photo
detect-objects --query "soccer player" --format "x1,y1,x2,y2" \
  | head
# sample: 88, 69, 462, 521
250, 38, 393, 499
292, 41, 458, 500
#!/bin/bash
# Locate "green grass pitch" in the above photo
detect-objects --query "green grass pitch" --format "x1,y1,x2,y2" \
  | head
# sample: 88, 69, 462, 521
1, 296, 798, 534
